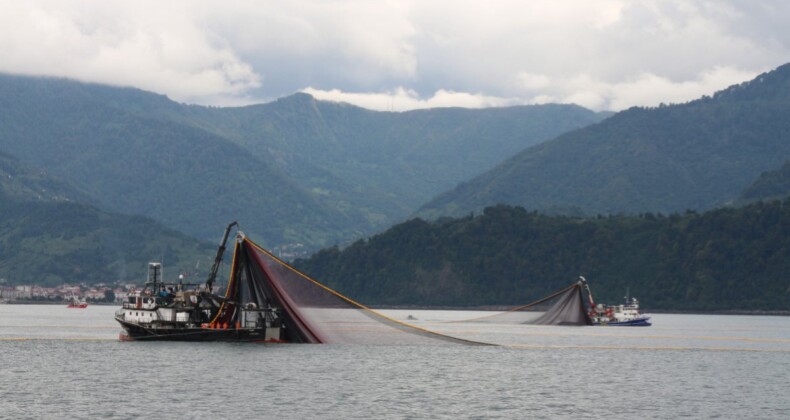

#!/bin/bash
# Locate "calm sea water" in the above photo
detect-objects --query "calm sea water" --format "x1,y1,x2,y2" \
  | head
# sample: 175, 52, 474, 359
1, 304, 789, 419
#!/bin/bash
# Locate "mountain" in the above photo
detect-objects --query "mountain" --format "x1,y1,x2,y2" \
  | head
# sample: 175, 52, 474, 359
733, 160, 790, 205
0, 151, 92, 204
0, 75, 357, 248
0, 74, 606, 249
0, 154, 215, 286
417, 64, 790, 219
295, 203, 790, 311
196, 95, 610, 226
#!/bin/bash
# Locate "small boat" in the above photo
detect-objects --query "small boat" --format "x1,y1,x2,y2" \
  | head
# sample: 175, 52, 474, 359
580, 277, 651, 326
589, 297, 652, 326
67, 296, 88, 308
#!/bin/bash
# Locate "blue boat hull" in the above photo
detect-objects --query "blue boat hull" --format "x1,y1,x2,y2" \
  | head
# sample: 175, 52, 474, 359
595, 317, 652, 326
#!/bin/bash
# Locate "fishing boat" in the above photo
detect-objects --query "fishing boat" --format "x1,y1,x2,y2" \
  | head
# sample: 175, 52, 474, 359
581, 278, 651, 326
67, 296, 88, 308
114, 222, 487, 345
588, 297, 652, 326
115, 222, 286, 342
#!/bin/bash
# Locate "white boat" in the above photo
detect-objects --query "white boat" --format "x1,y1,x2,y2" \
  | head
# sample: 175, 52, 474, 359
589, 296, 652, 326
580, 277, 652, 326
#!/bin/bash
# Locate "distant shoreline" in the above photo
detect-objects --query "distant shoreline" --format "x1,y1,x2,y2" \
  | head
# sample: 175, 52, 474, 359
2, 300, 788, 316
0, 300, 118, 306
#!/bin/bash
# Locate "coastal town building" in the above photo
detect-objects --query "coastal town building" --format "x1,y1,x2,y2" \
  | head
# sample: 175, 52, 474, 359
1, 284, 131, 303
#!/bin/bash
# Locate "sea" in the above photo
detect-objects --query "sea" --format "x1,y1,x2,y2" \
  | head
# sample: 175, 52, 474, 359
1, 305, 788, 419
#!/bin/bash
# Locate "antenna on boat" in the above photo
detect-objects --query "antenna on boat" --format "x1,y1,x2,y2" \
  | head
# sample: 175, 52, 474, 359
205, 221, 238, 293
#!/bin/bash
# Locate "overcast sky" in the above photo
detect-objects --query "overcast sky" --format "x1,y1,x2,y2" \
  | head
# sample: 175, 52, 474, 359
2, 0, 788, 111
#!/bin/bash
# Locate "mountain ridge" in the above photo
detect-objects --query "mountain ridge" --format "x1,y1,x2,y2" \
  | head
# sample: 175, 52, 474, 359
0, 73, 606, 248
0, 77, 351, 246
417, 64, 790, 219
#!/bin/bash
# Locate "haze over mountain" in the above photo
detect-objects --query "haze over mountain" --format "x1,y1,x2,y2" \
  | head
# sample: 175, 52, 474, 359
418, 64, 790, 219
0, 73, 606, 250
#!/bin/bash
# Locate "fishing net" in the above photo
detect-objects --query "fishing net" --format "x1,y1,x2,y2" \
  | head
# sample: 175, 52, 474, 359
460, 281, 592, 325
221, 236, 488, 345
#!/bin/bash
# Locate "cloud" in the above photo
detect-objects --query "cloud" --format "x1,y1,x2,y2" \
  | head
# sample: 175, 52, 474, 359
606, 66, 758, 109
307, 65, 758, 112
0, 1, 260, 104
0, 0, 788, 110
513, 66, 759, 110
303, 87, 523, 111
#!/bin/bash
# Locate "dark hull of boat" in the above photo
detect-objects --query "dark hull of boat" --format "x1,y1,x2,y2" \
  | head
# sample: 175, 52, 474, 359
116, 318, 285, 342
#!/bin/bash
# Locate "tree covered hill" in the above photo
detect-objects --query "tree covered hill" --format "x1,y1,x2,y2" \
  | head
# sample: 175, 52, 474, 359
417, 63, 790, 219
0, 74, 606, 249
0, 151, 92, 204
295, 202, 790, 311
197, 94, 609, 225
0, 75, 363, 247
0, 154, 216, 285
734, 160, 790, 206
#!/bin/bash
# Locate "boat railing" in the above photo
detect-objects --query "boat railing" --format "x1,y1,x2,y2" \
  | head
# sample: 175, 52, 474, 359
121, 297, 157, 310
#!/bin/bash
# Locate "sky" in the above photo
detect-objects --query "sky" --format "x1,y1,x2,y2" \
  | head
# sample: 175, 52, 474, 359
1, 0, 789, 112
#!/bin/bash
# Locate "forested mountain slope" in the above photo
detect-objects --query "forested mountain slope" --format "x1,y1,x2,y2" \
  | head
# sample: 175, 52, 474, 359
296, 202, 790, 311
199, 94, 609, 224
0, 154, 214, 285
418, 64, 790, 219
0, 74, 605, 249
0, 151, 91, 204
734, 161, 790, 205
0, 76, 359, 246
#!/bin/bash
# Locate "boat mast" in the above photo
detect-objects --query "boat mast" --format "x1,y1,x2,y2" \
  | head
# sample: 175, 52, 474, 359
205, 221, 238, 293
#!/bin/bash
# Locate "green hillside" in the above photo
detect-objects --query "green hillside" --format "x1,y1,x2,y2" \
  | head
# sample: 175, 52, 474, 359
0, 74, 605, 249
199, 95, 609, 225
296, 202, 790, 311
0, 151, 92, 204
0, 155, 216, 286
418, 64, 790, 219
734, 161, 790, 205
0, 75, 357, 248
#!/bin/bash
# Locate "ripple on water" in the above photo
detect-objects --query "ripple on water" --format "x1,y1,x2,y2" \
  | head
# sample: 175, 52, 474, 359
0, 306, 789, 419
